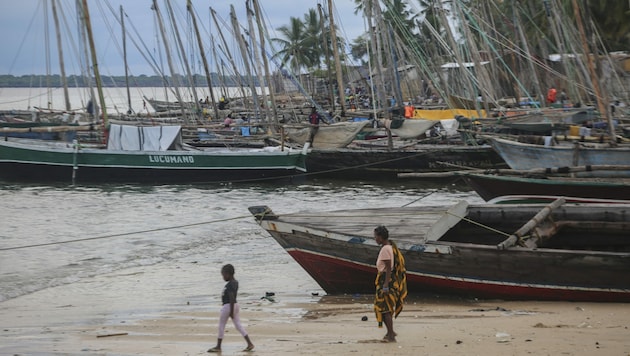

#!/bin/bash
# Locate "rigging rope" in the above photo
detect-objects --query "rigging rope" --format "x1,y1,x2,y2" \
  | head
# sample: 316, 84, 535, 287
446, 211, 510, 238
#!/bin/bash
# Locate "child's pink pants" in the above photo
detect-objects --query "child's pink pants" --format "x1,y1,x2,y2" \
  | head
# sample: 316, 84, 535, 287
218, 303, 248, 339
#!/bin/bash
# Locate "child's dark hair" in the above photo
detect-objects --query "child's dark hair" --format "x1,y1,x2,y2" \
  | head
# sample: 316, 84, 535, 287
222, 264, 235, 275
374, 225, 389, 239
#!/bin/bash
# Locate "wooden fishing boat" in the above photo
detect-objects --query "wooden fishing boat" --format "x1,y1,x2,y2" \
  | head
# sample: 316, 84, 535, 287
488, 136, 630, 177
143, 96, 198, 112
461, 172, 630, 202
249, 199, 630, 302
489, 107, 596, 135
0, 124, 306, 184
305, 144, 506, 179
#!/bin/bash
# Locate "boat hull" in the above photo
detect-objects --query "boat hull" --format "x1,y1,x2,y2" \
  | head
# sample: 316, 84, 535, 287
489, 137, 630, 177
0, 139, 306, 184
252, 204, 630, 302
306, 145, 506, 178
462, 173, 630, 202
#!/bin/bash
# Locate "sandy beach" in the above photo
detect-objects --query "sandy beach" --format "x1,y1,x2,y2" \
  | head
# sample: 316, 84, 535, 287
2, 254, 630, 356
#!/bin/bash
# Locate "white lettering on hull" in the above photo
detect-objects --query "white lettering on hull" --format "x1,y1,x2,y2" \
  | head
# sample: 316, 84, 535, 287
149, 155, 195, 164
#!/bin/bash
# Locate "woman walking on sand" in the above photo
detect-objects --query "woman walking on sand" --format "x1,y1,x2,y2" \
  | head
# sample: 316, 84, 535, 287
373, 226, 407, 343
208, 264, 254, 352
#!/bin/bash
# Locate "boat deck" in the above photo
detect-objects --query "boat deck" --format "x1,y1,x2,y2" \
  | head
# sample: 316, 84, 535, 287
258, 202, 630, 251
270, 206, 451, 244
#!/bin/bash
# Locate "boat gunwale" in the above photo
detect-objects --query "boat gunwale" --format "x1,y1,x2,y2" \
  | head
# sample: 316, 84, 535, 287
0, 138, 306, 157
259, 205, 630, 257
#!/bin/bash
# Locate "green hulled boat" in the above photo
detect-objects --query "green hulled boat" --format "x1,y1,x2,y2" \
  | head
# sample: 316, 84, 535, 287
0, 124, 306, 184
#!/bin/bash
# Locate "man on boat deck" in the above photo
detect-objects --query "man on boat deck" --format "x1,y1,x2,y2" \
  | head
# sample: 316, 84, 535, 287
308, 107, 328, 147
218, 97, 229, 110
547, 87, 557, 104
373, 225, 407, 343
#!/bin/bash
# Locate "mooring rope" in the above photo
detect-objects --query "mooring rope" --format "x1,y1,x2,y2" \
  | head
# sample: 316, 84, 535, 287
0, 214, 251, 252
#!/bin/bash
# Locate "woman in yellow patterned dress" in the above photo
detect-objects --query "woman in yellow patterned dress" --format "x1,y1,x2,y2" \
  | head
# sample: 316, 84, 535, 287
373, 225, 407, 343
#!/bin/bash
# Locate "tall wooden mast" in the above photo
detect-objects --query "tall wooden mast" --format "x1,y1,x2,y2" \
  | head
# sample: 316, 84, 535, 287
318, 4, 336, 113
230, 5, 260, 113
51, 0, 71, 111
151, 0, 187, 121
572, 0, 615, 141
327, 0, 345, 116
165, 0, 201, 119
187, 0, 219, 121
80, 0, 107, 127
120, 6, 133, 115
253, 0, 279, 127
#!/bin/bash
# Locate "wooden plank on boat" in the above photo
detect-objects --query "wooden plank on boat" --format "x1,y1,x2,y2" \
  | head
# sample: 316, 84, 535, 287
497, 197, 566, 250
273, 206, 446, 243
425, 201, 469, 241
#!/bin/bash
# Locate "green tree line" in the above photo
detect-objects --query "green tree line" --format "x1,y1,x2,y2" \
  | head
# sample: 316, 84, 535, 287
272, 1, 629, 72
0, 74, 249, 88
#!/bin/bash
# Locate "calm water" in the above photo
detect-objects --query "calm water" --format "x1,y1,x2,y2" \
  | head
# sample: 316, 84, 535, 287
0, 86, 263, 114
0, 180, 481, 303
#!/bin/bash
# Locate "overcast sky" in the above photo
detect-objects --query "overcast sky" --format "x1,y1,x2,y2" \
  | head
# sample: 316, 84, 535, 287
0, 0, 367, 76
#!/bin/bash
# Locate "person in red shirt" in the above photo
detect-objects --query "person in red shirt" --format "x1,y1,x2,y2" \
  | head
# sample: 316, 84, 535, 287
404, 104, 414, 118
308, 107, 328, 146
547, 87, 557, 104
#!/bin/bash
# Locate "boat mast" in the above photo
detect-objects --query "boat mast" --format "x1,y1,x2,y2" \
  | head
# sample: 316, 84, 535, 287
151, 0, 187, 122
437, 3, 481, 117
246, 0, 271, 125
317, 4, 336, 113
51, 0, 71, 111
513, 3, 543, 108
209, 33, 228, 98
327, 0, 345, 116
252, 0, 279, 128
230, 5, 260, 116
571, 0, 615, 141
164, 0, 202, 120
385, 24, 404, 108
80, 0, 107, 127
453, 1, 492, 114
120, 6, 133, 115
210, 8, 248, 102
374, 3, 395, 109
76, 0, 97, 121
186, 0, 219, 121
366, 1, 386, 111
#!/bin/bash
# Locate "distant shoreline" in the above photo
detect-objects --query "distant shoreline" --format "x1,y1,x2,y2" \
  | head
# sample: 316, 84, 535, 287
0, 74, 252, 88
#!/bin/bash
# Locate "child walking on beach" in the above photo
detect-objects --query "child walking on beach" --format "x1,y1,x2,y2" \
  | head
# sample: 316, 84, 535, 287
208, 264, 254, 353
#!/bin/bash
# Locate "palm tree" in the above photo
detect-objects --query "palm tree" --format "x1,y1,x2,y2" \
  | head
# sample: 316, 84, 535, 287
303, 8, 324, 69
585, 0, 630, 51
272, 17, 313, 73
350, 34, 369, 63
382, 0, 417, 35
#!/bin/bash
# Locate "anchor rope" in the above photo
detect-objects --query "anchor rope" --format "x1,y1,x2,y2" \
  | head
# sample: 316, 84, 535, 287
0, 214, 251, 252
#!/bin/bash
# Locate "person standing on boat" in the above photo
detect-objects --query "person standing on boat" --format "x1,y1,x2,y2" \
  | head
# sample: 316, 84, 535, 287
207, 264, 254, 353
218, 97, 229, 110
373, 226, 407, 343
308, 107, 328, 146
547, 86, 557, 105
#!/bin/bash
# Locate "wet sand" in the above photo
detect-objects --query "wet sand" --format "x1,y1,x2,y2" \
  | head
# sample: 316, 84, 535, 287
2, 258, 630, 356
